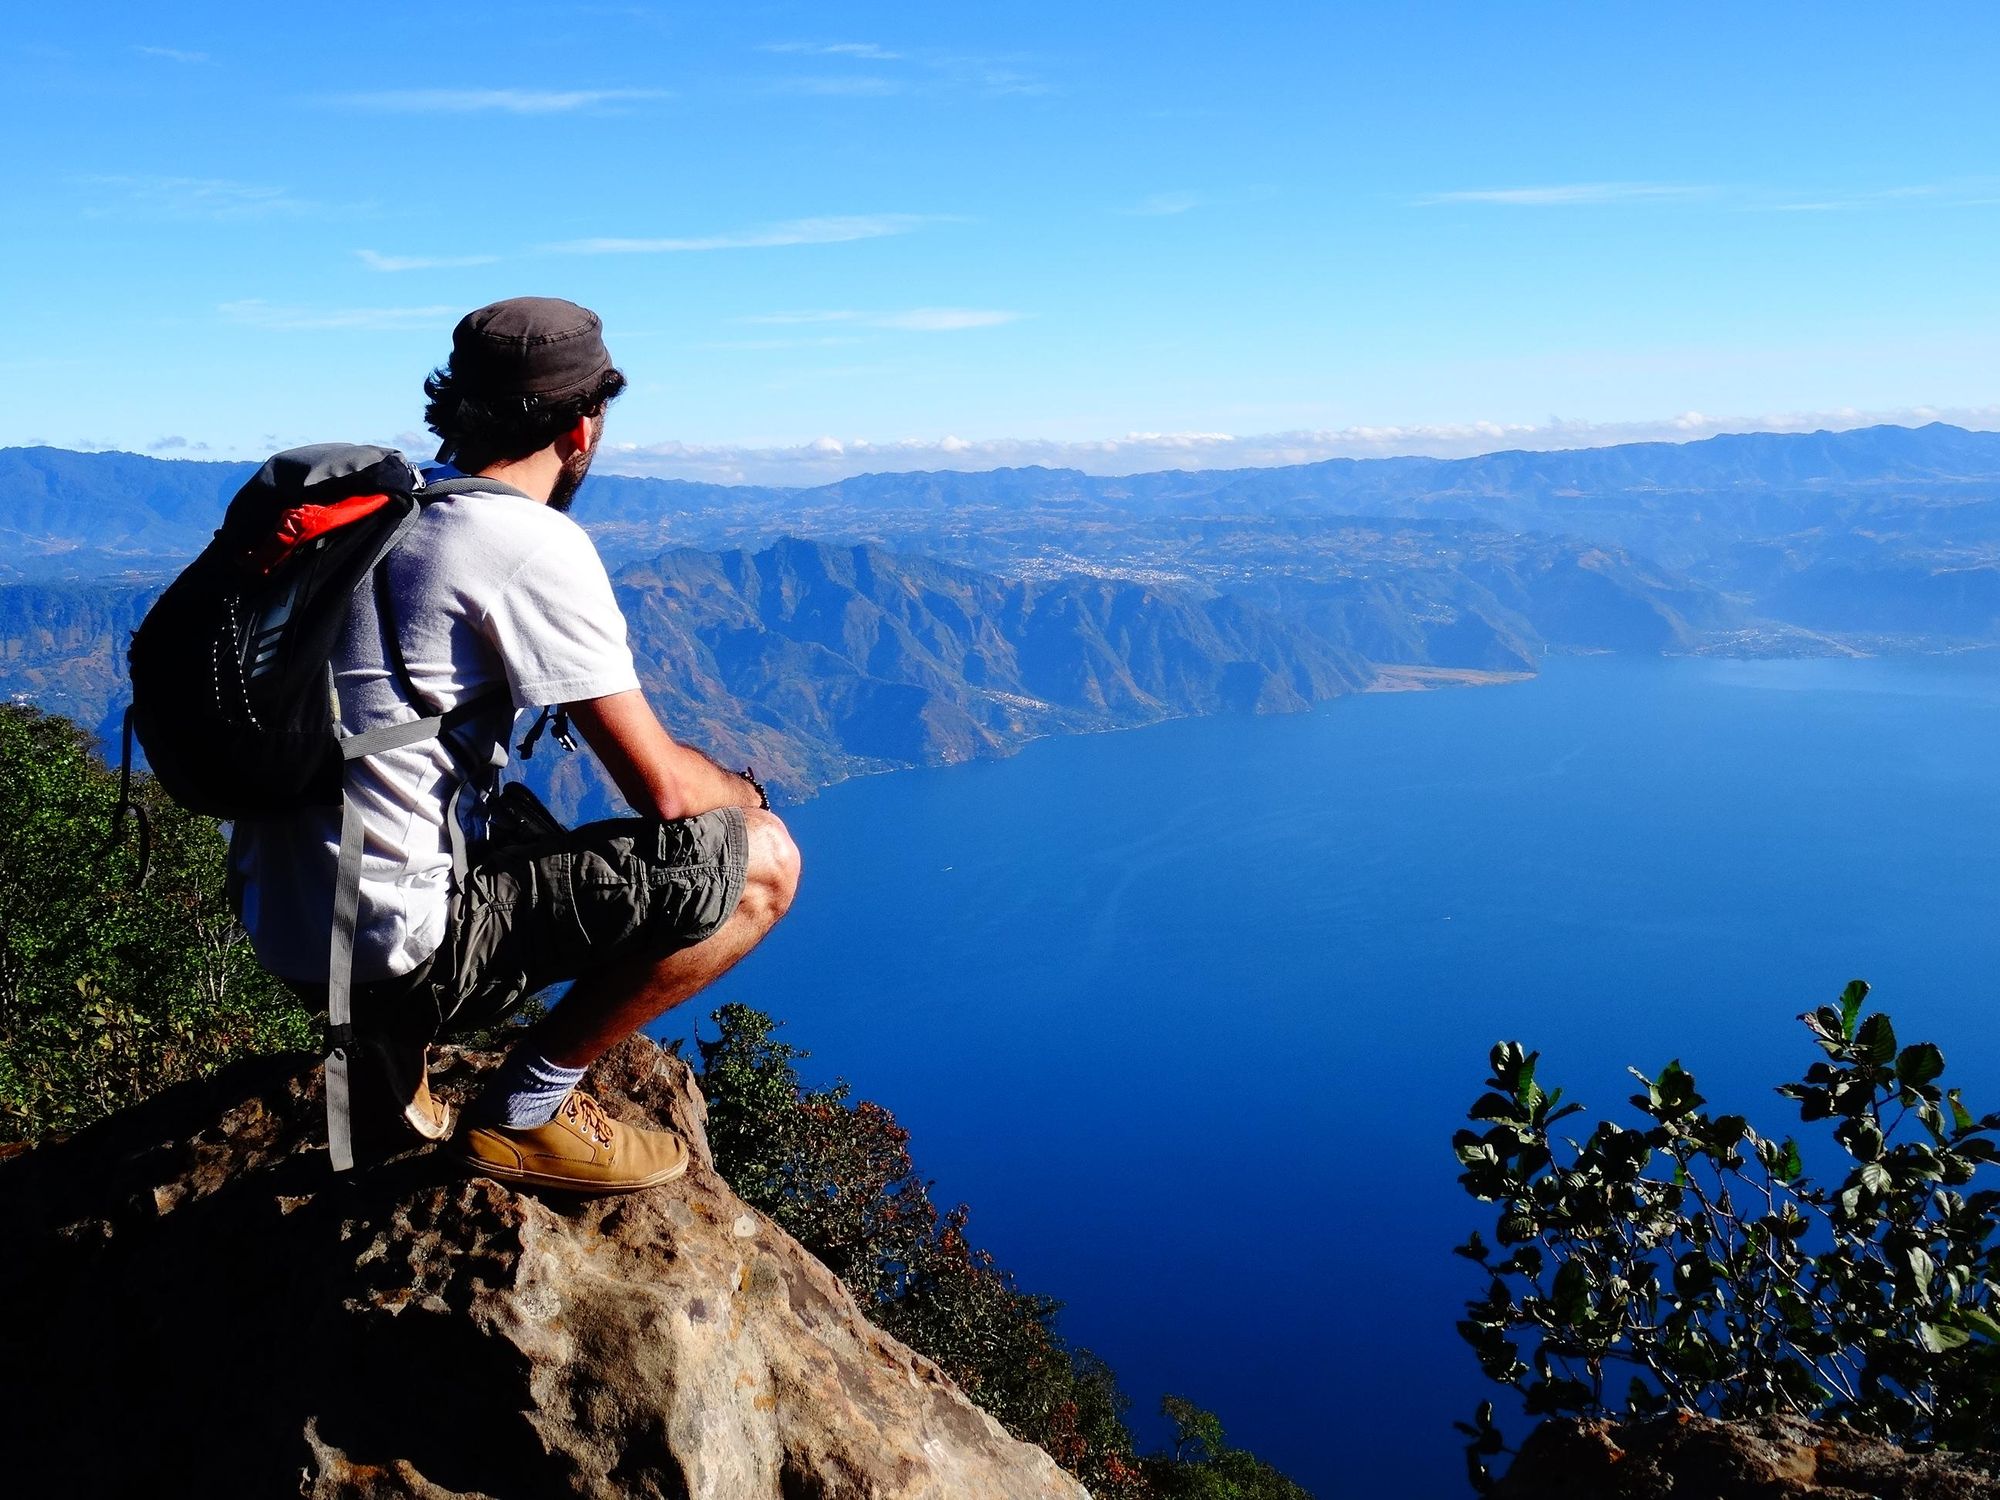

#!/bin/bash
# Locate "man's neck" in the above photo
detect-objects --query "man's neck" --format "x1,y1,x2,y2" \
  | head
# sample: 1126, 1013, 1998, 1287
468, 450, 561, 506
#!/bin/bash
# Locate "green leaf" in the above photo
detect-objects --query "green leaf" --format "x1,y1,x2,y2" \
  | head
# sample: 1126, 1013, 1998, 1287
1949, 1089, 1977, 1135
1776, 1137, 1803, 1184
1551, 1259, 1592, 1325
1903, 1245, 1936, 1298
1919, 1320, 1972, 1353
1513, 1052, 1543, 1112
1859, 1012, 1898, 1065
1959, 1307, 2000, 1343
1839, 979, 1869, 1039
1836, 1117, 1885, 1162
1898, 1042, 1946, 1089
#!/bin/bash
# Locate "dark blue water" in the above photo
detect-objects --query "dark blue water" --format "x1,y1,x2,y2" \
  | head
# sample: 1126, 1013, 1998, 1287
654, 654, 2000, 1498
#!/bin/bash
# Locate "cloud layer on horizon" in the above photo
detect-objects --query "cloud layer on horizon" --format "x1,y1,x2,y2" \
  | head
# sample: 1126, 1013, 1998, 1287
588, 405, 2000, 487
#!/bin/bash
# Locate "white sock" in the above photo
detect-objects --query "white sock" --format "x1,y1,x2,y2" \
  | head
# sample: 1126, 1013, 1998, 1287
472, 1048, 588, 1129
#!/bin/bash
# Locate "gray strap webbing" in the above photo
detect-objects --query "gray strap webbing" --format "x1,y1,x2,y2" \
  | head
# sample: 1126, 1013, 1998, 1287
321, 475, 521, 1172
422, 473, 536, 501
323, 712, 449, 1173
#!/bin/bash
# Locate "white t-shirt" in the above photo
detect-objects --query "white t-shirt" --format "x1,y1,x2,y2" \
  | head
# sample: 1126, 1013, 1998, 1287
229, 471, 640, 983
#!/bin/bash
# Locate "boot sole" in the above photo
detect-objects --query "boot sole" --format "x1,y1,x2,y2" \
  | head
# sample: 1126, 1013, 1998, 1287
455, 1151, 690, 1195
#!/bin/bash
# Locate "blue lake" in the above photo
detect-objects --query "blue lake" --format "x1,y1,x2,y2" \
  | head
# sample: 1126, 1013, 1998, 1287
652, 653, 2000, 1499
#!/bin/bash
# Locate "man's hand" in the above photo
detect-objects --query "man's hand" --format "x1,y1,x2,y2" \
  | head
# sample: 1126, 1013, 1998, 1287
564, 690, 763, 821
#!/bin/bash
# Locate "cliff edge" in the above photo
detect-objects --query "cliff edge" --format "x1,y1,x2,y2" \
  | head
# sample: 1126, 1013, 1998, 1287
0, 1036, 1088, 1500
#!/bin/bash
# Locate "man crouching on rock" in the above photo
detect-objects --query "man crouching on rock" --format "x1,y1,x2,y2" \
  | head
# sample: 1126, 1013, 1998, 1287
230, 296, 800, 1192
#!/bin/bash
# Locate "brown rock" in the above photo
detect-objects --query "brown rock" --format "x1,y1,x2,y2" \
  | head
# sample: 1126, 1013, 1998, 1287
0, 1036, 1087, 1500
1493, 1411, 2000, 1500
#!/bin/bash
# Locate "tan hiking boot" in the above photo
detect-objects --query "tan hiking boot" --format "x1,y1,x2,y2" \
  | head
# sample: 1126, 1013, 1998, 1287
355, 1034, 453, 1142
457, 1090, 690, 1194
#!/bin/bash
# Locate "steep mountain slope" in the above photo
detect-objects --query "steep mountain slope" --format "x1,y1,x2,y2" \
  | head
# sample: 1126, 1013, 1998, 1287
0, 539, 1369, 806
590, 537, 1370, 804
0, 581, 159, 743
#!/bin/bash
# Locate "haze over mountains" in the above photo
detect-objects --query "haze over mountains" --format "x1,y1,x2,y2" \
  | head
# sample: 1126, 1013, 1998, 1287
7, 423, 2000, 802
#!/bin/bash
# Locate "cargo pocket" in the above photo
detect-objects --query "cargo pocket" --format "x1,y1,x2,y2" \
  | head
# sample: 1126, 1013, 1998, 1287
565, 843, 651, 960
441, 863, 536, 1032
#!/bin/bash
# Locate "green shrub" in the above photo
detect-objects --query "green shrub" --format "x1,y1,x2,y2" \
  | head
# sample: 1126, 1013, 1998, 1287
1141, 1396, 1316, 1499
1454, 980, 2000, 1491
0, 706, 311, 1140
697, 1002, 1314, 1498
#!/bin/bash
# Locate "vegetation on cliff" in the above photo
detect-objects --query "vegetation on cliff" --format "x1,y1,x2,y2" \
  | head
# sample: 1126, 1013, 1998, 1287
698, 1001, 1312, 1499
0, 705, 310, 1141
1456, 982, 2000, 1492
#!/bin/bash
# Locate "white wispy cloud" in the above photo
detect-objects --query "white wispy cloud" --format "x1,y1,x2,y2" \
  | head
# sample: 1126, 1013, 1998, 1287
1126, 191, 1200, 216
758, 40, 1047, 98
1423, 178, 2000, 213
220, 299, 455, 332
594, 405, 2000, 487
544, 213, 946, 255
1755, 180, 2000, 213
742, 307, 1022, 332
82, 174, 352, 221
698, 335, 868, 352
334, 87, 667, 114
1417, 182, 1710, 207
135, 45, 211, 64
769, 75, 906, 97
356, 249, 501, 272
762, 40, 903, 60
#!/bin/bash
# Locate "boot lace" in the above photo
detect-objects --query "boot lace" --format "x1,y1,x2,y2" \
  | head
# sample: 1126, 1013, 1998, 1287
562, 1091, 616, 1148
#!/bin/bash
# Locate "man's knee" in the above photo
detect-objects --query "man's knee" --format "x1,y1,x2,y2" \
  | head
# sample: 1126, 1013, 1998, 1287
740, 807, 801, 924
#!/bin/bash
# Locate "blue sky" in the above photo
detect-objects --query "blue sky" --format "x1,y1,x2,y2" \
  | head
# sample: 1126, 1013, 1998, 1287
5, 2, 1999, 482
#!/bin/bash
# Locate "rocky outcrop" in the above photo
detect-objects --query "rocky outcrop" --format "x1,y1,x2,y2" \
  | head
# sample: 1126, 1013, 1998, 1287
1494, 1412, 2000, 1500
0, 1038, 1087, 1500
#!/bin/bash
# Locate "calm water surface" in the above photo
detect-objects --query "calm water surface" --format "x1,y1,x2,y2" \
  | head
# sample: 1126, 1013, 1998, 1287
654, 653, 2000, 1499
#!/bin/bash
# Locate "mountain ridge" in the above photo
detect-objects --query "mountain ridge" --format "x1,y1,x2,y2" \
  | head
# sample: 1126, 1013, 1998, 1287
0, 535, 1370, 808
10, 422, 2000, 578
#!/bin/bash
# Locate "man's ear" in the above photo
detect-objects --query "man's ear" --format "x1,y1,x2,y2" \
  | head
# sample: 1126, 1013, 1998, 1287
562, 415, 594, 455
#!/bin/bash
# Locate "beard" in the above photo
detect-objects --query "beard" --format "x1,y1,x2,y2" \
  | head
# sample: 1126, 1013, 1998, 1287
548, 419, 601, 513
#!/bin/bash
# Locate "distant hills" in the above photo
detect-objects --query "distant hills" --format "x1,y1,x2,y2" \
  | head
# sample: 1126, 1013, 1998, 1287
12, 422, 2000, 580
8, 423, 2000, 800
0, 536, 1364, 807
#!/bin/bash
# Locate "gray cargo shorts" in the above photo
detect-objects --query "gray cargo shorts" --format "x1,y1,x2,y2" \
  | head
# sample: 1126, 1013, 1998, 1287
344, 806, 749, 1040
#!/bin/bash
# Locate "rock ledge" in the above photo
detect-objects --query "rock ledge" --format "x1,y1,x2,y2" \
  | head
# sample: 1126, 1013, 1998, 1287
1494, 1411, 2000, 1500
0, 1037, 1086, 1500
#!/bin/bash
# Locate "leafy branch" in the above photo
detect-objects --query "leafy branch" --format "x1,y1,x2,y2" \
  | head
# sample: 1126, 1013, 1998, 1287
1453, 982, 2000, 1492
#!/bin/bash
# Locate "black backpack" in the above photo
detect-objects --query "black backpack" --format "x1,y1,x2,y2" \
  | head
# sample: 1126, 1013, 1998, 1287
126, 443, 524, 1171
133, 444, 436, 812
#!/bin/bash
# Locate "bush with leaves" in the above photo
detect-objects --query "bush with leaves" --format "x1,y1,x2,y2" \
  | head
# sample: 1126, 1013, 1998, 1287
0, 705, 312, 1141
1141, 1396, 1315, 1500
697, 1002, 1314, 1499
1453, 980, 2000, 1491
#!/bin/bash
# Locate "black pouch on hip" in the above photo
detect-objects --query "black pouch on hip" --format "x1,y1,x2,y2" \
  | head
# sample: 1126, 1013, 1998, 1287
486, 780, 566, 847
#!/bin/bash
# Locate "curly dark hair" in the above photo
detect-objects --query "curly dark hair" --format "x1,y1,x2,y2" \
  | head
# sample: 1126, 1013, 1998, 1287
421, 364, 629, 470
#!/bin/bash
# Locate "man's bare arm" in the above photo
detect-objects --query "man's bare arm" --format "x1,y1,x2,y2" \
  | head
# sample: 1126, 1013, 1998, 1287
565, 690, 763, 821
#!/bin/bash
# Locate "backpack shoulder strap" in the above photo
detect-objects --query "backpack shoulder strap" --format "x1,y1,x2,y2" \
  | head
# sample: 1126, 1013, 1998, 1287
323, 709, 462, 1171
322, 508, 509, 1172
421, 473, 537, 502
